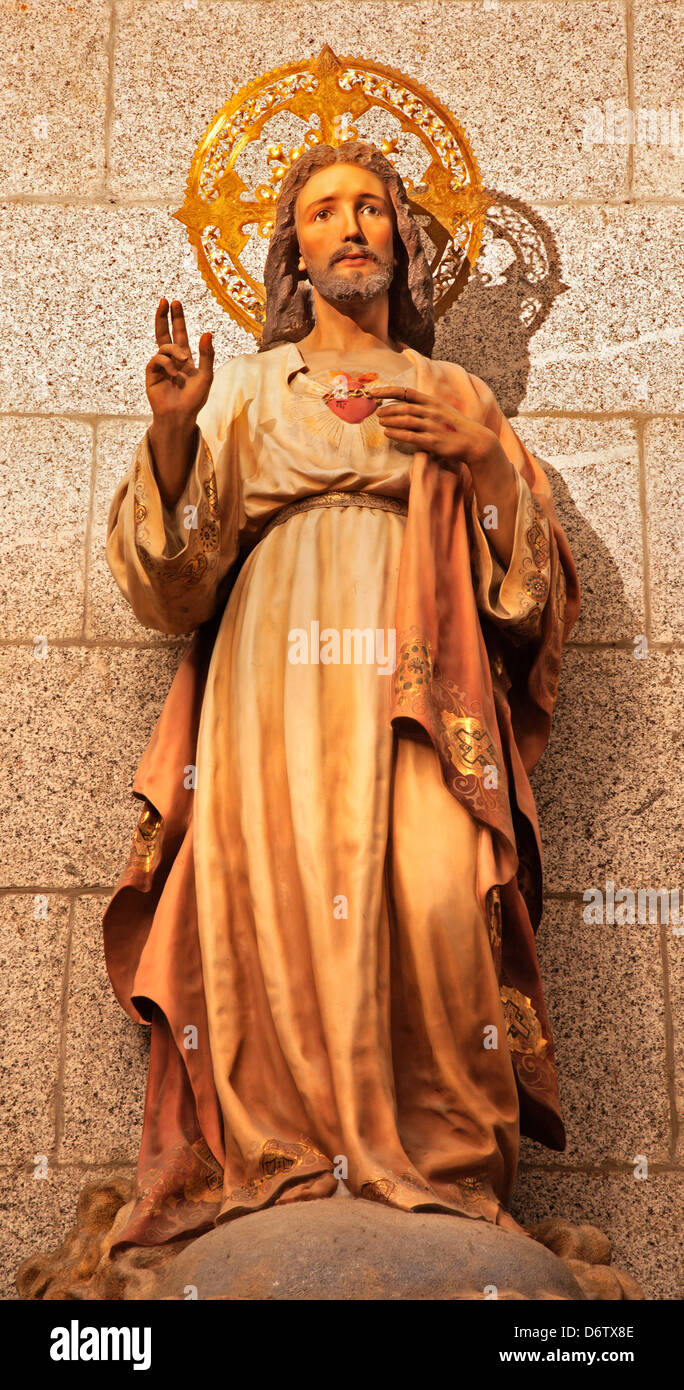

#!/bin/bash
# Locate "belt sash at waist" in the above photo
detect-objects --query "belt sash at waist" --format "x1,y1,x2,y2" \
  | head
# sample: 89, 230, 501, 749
258, 489, 409, 543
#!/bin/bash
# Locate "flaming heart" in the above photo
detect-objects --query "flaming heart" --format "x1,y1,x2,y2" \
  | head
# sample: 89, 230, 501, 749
322, 372, 379, 424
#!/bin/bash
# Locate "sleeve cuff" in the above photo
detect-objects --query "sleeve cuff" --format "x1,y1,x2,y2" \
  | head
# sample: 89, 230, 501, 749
470, 469, 551, 629
133, 429, 220, 584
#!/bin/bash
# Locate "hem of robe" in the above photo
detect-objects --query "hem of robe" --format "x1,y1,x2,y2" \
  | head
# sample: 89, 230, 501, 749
110, 1005, 519, 1252
108, 994, 521, 1251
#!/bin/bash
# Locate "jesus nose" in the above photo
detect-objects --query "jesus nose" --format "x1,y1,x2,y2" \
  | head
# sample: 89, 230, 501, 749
338, 208, 368, 242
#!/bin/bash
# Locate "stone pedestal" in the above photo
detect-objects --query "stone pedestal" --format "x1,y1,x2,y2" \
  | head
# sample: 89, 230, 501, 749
155, 1199, 584, 1301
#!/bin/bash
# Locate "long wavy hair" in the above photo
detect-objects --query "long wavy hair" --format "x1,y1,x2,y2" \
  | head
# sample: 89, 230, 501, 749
258, 141, 435, 357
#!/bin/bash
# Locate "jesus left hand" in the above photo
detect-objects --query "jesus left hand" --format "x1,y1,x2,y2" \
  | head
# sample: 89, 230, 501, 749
367, 386, 499, 472
367, 385, 519, 568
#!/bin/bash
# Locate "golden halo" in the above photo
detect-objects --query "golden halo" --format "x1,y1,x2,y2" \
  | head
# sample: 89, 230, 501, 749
174, 44, 491, 340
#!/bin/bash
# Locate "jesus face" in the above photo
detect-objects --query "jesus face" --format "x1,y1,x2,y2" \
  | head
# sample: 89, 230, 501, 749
294, 162, 397, 305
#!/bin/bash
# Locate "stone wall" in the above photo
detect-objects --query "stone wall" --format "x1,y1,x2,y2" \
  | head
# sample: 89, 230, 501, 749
1, 0, 682, 1299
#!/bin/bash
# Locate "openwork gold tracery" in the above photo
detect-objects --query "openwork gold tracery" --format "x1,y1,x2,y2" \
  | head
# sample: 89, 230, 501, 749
174, 45, 490, 339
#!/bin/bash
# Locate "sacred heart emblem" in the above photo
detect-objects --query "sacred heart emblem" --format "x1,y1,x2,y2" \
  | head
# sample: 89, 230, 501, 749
321, 371, 379, 424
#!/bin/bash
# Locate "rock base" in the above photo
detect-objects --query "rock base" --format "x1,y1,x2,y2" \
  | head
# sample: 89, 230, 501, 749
16, 1177, 644, 1301
156, 1199, 584, 1300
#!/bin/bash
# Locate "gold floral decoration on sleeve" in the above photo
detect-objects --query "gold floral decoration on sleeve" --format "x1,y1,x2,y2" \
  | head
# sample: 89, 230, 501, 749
507, 492, 551, 643
133, 439, 221, 588
472, 481, 552, 645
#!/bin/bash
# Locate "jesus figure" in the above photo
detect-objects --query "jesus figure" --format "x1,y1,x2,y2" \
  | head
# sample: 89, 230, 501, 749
104, 140, 579, 1251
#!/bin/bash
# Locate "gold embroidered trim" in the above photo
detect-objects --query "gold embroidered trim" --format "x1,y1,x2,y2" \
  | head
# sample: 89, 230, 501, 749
258, 489, 408, 543
394, 630, 506, 821
134, 437, 221, 586
500, 985, 547, 1058
502, 984, 558, 1101
183, 1138, 224, 1199
134, 1136, 223, 1209
513, 492, 551, 640
525, 509, 550, 570
227, 1137, 330, 1203
360, 1169, 435, 1205
129, 800, 163, 874
360, 1171, 503, 1222
474, 484, 552, 643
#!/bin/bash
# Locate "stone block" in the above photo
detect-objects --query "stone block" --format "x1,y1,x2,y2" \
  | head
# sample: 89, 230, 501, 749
644, 418, 684, 642
0, 417, 92, 641
0, 0, 108, 196
110, 1, 628, 202
0, 895, 69, 1163
531, 649, 684, 890
0, 206, 251, 417
632, 1, 684, 197
441, 205, 684, 415
0, 643, 186, 888
512, 417, 644, 642
666, 928, 684, 1160
521, 901, 670, 1165
59, 896, 147, 1164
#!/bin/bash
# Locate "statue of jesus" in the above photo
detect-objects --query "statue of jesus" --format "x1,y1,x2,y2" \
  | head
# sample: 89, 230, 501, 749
104, 140, 579, 1252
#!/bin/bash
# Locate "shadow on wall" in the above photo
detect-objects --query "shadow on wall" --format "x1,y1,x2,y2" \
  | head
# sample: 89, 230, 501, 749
441, 190, 640, 646
440, 190, 569, 417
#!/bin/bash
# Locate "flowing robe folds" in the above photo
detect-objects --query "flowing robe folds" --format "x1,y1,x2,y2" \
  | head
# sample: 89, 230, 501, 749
104, 341, 579, 1248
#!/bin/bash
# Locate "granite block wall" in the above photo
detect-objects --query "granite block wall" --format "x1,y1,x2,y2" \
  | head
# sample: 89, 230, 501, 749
1, 0, 682, 1298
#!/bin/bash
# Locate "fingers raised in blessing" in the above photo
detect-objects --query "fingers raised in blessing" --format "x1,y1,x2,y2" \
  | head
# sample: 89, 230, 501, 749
154, 298, 173, 348
169, 300, 190, 352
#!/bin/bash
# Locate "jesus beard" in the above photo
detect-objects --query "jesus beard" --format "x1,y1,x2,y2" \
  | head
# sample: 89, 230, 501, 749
305, 254, 394, 304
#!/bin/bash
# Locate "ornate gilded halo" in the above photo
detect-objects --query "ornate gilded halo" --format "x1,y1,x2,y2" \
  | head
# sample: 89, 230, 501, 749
174, 45, 491, 340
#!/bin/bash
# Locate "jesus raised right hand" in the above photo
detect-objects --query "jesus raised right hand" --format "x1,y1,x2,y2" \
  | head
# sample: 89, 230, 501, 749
145, 298, 214, 509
